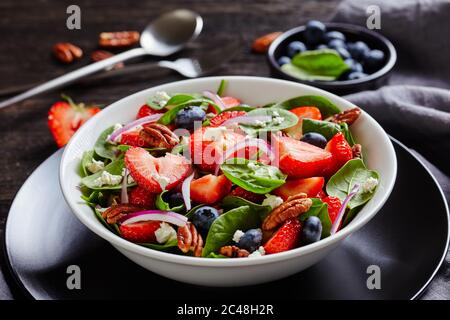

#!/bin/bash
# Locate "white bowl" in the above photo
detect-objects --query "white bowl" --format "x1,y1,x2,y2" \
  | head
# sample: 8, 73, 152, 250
60, 76, 397, 287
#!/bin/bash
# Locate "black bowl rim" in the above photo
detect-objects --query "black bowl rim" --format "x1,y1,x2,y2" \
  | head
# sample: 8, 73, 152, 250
267, 22, 397, 87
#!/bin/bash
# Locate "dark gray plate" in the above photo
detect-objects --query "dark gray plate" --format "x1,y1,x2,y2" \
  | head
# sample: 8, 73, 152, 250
3, 139, 449, 300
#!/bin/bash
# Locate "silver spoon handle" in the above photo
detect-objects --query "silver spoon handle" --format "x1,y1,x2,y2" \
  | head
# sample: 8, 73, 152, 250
0, 47, 147, 109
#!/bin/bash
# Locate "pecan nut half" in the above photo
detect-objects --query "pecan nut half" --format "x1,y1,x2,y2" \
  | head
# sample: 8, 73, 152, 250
99, 31, 140, 48
352, 143, 362, 159
219, 245, 250, 258
139, 123, 180, 149
262, 193, 312, 231
330, 108, 361, 125
102, 204, 145, 224
53, 42, 83, 63
177, 222, 203, 257
91, 50, 124, 69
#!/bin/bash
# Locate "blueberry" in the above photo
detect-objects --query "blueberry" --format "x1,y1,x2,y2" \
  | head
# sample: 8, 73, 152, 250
344, 58, 363, 73
347, 71, 367, 80
347, 41, 370, 61
162, 192, 184, 208
277, 56, 291, 66
286, 41, 306, 57
315, 44, 328, 50
304, 20, 327, 45
335, 47, 351, 60
192, 206, 219, 233
237, 229, 262, 252
300, 132, 327, 148
175, 106, 206, 130
323, 31, 346, 43
301, 216, 322, 245
327, 39, 346, 50
363, 49, 385, 72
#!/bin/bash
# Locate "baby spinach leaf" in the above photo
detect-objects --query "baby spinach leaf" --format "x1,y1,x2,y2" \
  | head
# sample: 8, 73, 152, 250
116, 144, 167, 153
302, 118, 341, 140
205, 252, 229, 258
291, 49, 350, 78
343, 206, 362, 226
202, 206, 260, 257
222, 195, 272, 220
326, 159, 379, 210
272, 95, 341, 118
155, 190, 185, 212
281, 63, 336, 81
81, 150, 95, 177
216, 79, 227, 96
239, 108, 298, 135
81, 159, 135, 190
220, 158, 287, 194
158, 98, 218, 125
299, 198, 331, 237
139, 237, 178, 251
94, 126, 118, 160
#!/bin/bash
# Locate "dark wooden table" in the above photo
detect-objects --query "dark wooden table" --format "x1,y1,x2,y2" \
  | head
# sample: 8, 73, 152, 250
0, 0, 447, 300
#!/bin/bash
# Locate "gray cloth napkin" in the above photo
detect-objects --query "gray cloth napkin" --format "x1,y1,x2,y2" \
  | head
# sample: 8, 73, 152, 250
331, 0, 450, 202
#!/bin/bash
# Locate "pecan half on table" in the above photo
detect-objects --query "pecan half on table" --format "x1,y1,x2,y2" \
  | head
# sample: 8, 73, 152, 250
139, 123, 179, 149
262, 193, 312, 231
219, 245, 250, 258
99, 31, 140, 48
177, 222, 203, 257
53, 42, 83, 63
102, 204, 145, 224
329, 107, 361, 125
91, 50, 124, 69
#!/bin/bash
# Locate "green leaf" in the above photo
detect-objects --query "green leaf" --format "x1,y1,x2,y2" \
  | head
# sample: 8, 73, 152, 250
139, 237, 178, 251
302, 118, 341, 140
291, 49, 350, 78
94, 207, 120, 235
158, 98, 218, 125
165, 94, 198, 108
116, 144, 167, 153
220, 158, 287, 194
222, 195, 272, 220
81, 159, 135, 190
339, 123, 356, 146
272, 95, 341, 118
205, 252, 229, 258
299, 198, 332, 238
216, 79, 227, 96
94, 126, 118, 160
81, 150, 95, 177
343, 206, 362, 226
239, 108, 298, 135
202, 206, 261, 257
219, 105, 255, 113
281, 63, 336, 81
155, 190, 185, 212
326, 159, 379, 210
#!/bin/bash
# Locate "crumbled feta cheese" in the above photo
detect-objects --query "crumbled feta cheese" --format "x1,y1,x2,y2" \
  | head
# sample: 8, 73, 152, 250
155, 222, 177, 244
362, 177, 379, 193
204, 126, 226, 141
247, 162, 259, 171
113, 123, 123, 131
272, 110, 280, 117
262, 194, 284, 209
248, 246, 266, 258
272, 116, 285, 125
86, 159, 105, 173
152, 91, 171, 107
254, 120, 267, 127
232, 230, 245, 243
92, 171, 123, 187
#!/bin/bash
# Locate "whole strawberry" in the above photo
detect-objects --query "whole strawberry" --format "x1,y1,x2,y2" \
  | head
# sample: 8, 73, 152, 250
48, 95, 101, 147
264, 218, 302, 254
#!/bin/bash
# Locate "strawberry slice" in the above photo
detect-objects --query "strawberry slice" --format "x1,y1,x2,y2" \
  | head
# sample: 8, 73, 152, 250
285, 106, 322, 139
129, 186, 156, 207
274, 177, 324, 200
206, 96, 241, 115
316, 190, 327, 199
324, 132, 353, 177
190, 127, 246, 172
120, 221, 161, 243
273, 135, 332, 178
136, 104, 163, 119
209, 111, 247, 127
230, 186, 265, 203
48, 96, 101, 148
120, 130, 148, 147
322, 196, 342, 225
264, 218, 302, 254
125, 147, 191, 193
190, 174, 232, 204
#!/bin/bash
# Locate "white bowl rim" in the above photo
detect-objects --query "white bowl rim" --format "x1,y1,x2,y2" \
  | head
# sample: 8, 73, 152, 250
60, 75, 397, 267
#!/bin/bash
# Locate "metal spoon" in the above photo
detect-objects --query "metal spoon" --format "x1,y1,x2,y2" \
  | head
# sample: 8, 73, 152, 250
0, 9, 203, 109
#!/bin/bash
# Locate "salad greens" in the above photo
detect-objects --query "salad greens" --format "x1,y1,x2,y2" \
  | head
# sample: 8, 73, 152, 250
80, 159, 135, 190
156, 190, 185, 212
94, 126, 118, 160
239, 107, 298, 135
271, 95, 341, 118
81, 150, 95, 177
302, 118, 341, 140
222, 195, 272, 220
299, 198, 332, 237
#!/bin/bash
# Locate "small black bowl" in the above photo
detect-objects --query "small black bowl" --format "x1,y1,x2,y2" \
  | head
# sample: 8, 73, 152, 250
267, 22, 397, 95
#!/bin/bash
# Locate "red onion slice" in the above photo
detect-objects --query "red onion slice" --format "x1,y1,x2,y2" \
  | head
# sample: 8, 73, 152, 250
330, 184, 360, 234
203, 91, 225, 110
221, 115, 272, 127
214, 138, 275, 175
107, 113, 163, 143
119, 210, 188, 227
181, 171, 195, 211
121, 168, 129, 204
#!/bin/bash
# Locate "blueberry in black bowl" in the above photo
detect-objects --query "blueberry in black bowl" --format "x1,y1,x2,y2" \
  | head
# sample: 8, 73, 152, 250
327, 39, 346, 50
277, 56, 291, 66
347, 41, 370, 61
324, 30, 346, 43
304, 20, 326, 45
286, 41, 307, 57
335, 47, 351, 60
363, 49, 385, 72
